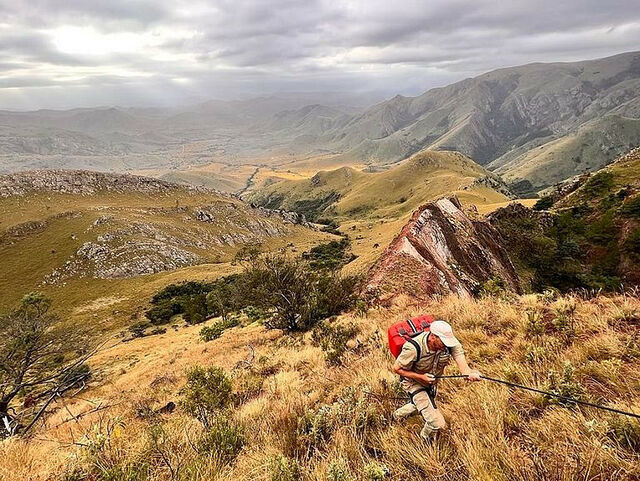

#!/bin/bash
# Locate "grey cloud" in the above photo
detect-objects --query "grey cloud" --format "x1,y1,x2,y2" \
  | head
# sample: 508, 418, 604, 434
0, 0, 639, 109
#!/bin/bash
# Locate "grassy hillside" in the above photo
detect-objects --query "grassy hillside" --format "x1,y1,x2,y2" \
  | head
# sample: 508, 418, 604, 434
246, 150, 511, 222
0, 172, 333, 329
491, 115, 640, 194
2, 292, 639, 480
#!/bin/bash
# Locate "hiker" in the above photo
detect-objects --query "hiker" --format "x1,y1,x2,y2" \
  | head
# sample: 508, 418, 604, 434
391, 319, 481, 442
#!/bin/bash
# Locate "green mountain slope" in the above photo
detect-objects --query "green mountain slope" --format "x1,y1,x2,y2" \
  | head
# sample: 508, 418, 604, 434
245, 150, 512, 221
490, 148, 640, 290
490, 115, 640, 194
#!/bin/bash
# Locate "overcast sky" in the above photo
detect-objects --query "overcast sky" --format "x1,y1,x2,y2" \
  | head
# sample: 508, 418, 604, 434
1, 0, 639, 110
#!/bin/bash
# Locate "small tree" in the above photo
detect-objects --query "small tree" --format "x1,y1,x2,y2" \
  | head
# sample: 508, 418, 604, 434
0, 292, 93, 437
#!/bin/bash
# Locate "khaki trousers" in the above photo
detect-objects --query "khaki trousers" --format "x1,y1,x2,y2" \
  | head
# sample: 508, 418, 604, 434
393, 381, 446, 441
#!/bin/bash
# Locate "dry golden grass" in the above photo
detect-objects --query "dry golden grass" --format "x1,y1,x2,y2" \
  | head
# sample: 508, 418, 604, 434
2, 292, 640, 481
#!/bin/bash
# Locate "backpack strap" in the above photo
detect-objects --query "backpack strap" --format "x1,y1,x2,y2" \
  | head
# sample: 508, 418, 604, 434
404, 336, 421, 368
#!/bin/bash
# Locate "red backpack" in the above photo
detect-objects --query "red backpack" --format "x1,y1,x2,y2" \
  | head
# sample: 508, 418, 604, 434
388, 314, 434, 358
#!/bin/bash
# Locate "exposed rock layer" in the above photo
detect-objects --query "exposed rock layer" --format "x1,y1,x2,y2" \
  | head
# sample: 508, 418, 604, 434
368, 196, 520, 299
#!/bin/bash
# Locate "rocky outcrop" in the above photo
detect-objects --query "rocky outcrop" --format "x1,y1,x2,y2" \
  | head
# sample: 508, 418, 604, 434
0, 170, 213, 198
367, 196, 520, 299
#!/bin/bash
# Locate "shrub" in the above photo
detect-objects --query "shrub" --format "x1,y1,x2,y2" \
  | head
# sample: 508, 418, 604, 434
243, 254, 360, 332
606, 416, 640, 452
364, 462, 390, 481
267, 454, 302, 481
145, 301, 178, 325
623, 227, 640, 260
326, 458, 355, 481
197, 415, 245, 464
533, 196, 554, 211
620, 195, 640, 218
128, 321, 151, 338
200, 324, 225, 342
298, 405, 333, 447
585, 211, 616, 245
544, 362, 584, 406
180, 366, 232, 427
244, 305, 268, 323
582, 171, 615, 196
479, 276, 510, 298
311, 320, 359, 366
303, 238, 355, 270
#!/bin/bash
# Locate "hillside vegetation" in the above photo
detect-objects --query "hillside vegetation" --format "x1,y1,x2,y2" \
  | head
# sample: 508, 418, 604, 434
490, 115, 640, 194
2, 291, 639, 480
246, 150, 511, 222
490, 148, 640, 291
0, 170, 333, 328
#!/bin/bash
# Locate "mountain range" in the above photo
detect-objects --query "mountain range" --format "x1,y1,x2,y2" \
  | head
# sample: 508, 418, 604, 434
1, 51, 639, 195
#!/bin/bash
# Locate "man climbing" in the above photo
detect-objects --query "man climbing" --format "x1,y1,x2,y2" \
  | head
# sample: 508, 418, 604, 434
392, 319, 481, 442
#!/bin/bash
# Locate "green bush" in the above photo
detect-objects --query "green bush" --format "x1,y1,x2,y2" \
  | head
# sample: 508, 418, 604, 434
533, 196, 554, 211
606, 416, 640, 452
303, 238, 356, 270
585, 211, 616, 245
326, 458, 355, 481
145, 300, 180, 325
479, 276, 510, 298
620, 195, 640, 218
311, 320, 359, 366
623, 227, 640, 260
243, 254, 360, 332
197, 415, 245, 464
582, 171, 615, 196
199, 324, 226, 342
180, 366, 232, 428
244, 305, 268, 323
128, 321, 152, 338
364, 462, 390, 481
267, 454, 302, 481
149, 253, 360, 334
544, 362, 584, 406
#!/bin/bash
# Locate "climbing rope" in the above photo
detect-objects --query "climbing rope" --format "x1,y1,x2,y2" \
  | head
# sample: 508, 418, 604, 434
372, 374, 640, 420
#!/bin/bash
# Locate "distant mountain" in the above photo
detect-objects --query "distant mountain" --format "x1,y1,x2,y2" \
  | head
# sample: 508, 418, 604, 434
316, 51, 640, 192
1, 53, 639, 193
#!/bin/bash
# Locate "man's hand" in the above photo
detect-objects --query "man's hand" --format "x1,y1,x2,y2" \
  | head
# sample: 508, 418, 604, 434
417, 373, 436, 385
466, 370, 482, 382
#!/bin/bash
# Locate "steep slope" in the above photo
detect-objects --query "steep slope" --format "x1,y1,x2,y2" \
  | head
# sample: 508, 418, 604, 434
490, 115, 640, 194
489, 148, 640, 290
367, 196, 520, 299
318, 51, 640, 187
246, 150, 512, 221
0, 170, 332, 323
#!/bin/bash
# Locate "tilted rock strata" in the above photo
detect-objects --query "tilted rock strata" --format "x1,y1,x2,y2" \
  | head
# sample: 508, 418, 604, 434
368, 196, 520, 299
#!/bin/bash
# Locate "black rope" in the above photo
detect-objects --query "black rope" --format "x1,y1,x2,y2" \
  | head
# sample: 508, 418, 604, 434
370, 375, 640, 419
433, 374, 640, 420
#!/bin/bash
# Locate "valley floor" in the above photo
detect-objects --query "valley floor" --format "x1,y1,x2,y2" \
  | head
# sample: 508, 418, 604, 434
2, 292, 639, 480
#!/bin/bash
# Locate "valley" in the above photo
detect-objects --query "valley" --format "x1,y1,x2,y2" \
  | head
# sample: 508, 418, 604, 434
2, 51, 639, 198
1, 40, 640, 481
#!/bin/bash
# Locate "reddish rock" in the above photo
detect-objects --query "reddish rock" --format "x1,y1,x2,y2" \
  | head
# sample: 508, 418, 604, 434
367, 196, 520, 299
